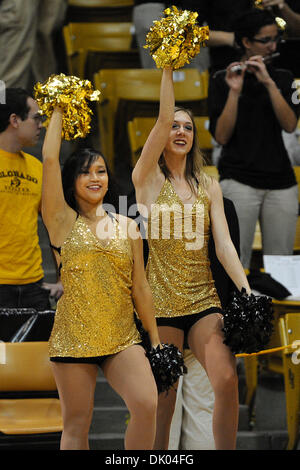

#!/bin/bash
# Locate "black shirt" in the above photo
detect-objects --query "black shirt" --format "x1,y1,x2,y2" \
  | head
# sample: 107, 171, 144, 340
208, 66, 299, 189
208, 197, 240, 308
183, 0, 253, 72
134, 1, 300, 73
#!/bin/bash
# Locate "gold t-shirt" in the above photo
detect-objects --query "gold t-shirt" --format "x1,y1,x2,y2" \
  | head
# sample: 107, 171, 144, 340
49, 215, 141, 358
0, 149, 43, 284
146, 179, 221, 317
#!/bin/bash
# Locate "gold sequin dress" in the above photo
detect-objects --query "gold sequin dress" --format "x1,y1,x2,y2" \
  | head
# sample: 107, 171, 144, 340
146, 179, 221, 318
48, 215, 141, 358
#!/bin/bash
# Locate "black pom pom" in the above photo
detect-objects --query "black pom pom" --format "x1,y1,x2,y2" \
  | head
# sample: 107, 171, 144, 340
134, 314, 187, 393
145, 344, 187, 394
222, 288, 274, 355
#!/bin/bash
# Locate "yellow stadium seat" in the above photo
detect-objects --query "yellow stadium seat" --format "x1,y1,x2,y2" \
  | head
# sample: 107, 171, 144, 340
294, 165, 300, 203
252, 221, 262, 251
244, 306, 300, 449
128, 115, 213, 168
294, 216, 300, 252
202, 165, 219, 179
0, 342, 62, 437
94, 68, 209, 170
195, 116, 213, 150
63, 22, 139, 79
278, 313, 300, 450
127, 117, 156, 167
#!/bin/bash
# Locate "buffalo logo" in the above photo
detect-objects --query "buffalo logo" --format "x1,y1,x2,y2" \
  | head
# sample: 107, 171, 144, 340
10, 176, 21, 187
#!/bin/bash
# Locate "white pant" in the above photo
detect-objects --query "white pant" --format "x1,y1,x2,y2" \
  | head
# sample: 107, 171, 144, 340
133, 3, 210, 72
220, 179, 299, 269
169, 350, 215, 450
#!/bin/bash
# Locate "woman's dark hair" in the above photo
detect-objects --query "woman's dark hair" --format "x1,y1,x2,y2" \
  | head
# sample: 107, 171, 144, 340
0, 88, 31, 133
159, 106, 209, 194
232, 8, 278, 53
62, 148, 120, 213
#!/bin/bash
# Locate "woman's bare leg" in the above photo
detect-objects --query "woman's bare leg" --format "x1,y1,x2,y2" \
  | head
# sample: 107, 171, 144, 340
102, 344, 158, 450
152, 326, 184, 450
188, 314, 239, 450
51, 362, 98, 450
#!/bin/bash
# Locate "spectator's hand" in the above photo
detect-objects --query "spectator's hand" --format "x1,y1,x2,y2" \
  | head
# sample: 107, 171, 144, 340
225, 62, 246, 94
262, 0, 285, 9
245, 55, 273, 85
42, 281, 64, 300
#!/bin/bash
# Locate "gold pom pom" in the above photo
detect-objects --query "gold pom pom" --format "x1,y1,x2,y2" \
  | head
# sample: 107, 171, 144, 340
275, 16, 286, 30
254, 0, 264, 8
34, 74, 100, 140
144, 5, 209, 70
254, 0, 286, 30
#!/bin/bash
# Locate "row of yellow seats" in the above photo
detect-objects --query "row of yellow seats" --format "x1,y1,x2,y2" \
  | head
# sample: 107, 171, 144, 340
0, 342, 62, 439
244, 310, 300, 450
128, 116, 212, 168
63, 22, 139, 79
0, 328, 298, 449
93, 68, 210, 170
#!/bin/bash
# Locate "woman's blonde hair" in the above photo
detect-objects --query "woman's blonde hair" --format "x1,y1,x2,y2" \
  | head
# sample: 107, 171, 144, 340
158, 106, 212, 195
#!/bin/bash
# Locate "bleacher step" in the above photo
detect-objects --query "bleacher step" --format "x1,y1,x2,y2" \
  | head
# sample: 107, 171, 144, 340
238, 404, 251, 431
237, 430, 289, 450
89, 433, 124, 451
94, 376, 126, 407
90, 406, 128, 435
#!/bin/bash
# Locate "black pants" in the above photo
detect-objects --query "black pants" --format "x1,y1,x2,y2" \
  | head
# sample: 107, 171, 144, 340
0, 279, 51, 310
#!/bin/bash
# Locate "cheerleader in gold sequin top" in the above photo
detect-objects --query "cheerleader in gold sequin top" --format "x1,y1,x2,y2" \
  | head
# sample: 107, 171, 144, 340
42, 107, 161, 450
132, 67, 251, 450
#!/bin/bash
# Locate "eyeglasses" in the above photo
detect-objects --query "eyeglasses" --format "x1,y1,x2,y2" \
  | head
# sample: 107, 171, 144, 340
252, 35, 282, 45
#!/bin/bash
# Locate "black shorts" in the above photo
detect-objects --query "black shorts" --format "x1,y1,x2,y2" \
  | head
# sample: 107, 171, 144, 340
156, 307, 223, 348
50, 354, 113, 368
50, 342, 143, 368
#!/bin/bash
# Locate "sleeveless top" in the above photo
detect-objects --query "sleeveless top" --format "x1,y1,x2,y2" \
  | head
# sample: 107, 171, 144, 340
146, 179, 221, 318
48, 214, 141, 358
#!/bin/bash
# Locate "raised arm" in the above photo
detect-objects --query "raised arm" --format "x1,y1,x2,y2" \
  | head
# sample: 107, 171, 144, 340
214, 64, 246, 145
132, 67, 175, 187
207, 179, 251, 294
208, 30, 235, 47
262, 0, 300, 35
42, 107, 76, 241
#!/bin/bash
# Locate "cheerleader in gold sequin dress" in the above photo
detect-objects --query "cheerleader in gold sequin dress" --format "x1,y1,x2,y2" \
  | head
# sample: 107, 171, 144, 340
132, 68, 252, 450
42, 107, 161, 450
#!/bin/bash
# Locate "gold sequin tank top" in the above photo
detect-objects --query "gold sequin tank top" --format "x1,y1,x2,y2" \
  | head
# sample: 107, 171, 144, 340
49, 215, 140, 358
146, 179, 221, 318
